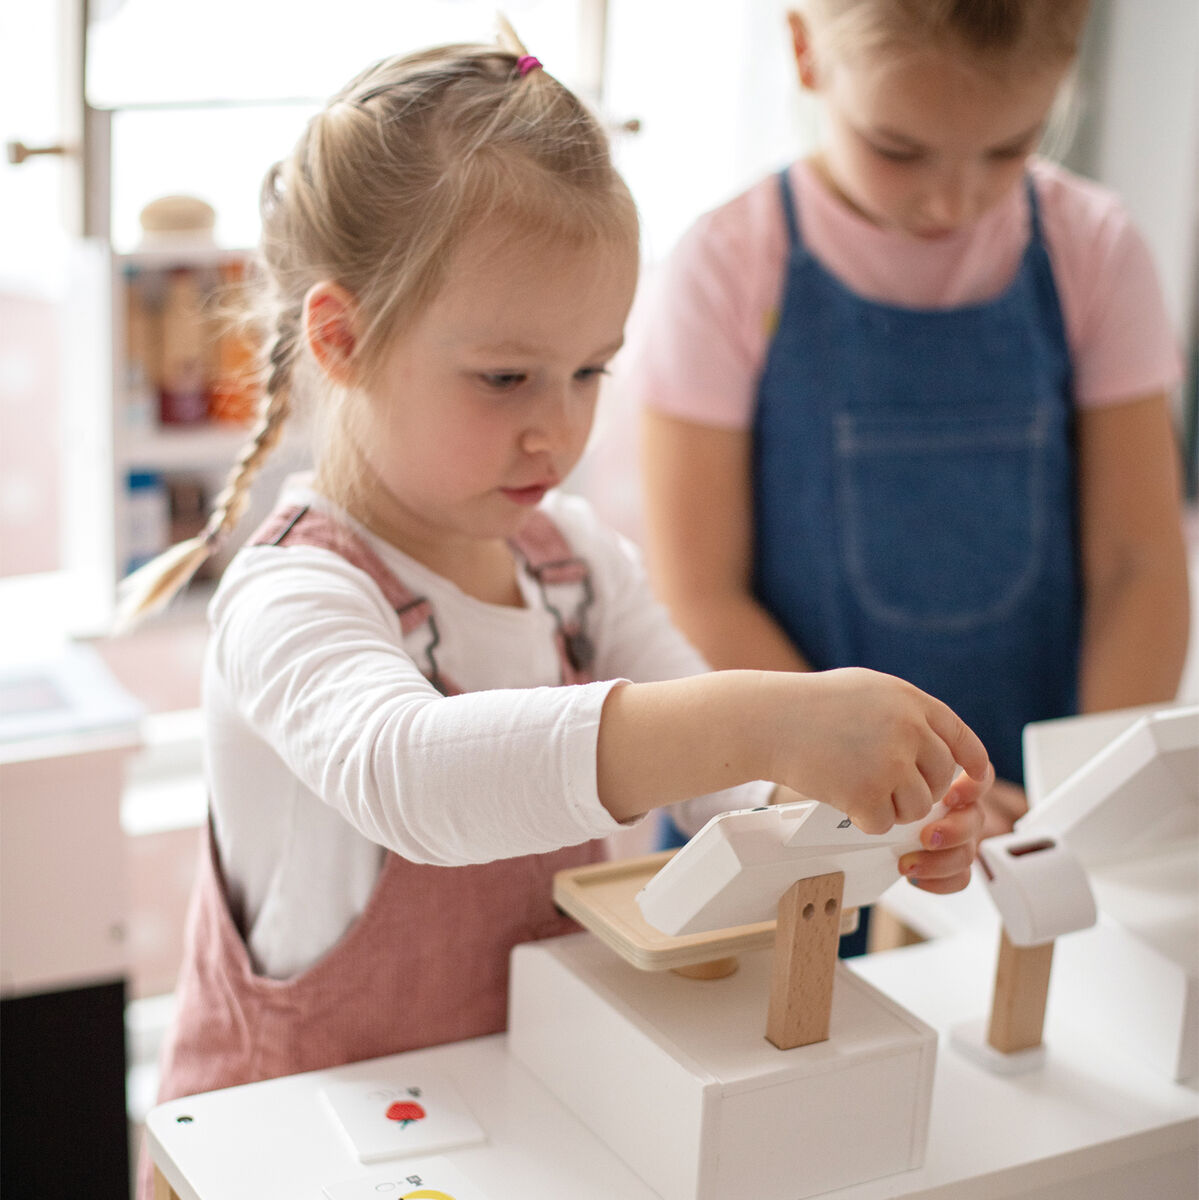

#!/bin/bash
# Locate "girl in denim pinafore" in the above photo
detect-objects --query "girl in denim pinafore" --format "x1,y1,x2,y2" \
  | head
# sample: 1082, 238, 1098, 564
664, 171, 1081, 960
754, 169, 1079, 791
638, 3, 1190, 934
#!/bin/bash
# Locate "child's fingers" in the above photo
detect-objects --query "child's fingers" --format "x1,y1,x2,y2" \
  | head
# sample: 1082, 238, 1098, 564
899, 842, 973, 879
904, 867, 975, 895
851, 801, 897, 836
918, 800, 983, 851
916, 739, 957, 804
899, 842, 975, 890
896, 799, 982, 893
977, 777, 1027, 839
925, 700, 990, 781
890, 763, 934, 825
943, 760, 996, 809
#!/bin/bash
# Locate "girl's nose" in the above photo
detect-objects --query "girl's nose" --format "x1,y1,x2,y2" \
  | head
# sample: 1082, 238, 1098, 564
520, 390, 580, 456
923, 168, 978, 229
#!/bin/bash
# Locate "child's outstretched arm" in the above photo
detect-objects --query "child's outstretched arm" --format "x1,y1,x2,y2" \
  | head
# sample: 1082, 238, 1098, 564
596, 666, 991, 836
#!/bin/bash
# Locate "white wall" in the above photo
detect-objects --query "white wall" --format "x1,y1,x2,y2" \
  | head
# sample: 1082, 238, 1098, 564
1076, 0, 1199, 347
604, 0, 814, 266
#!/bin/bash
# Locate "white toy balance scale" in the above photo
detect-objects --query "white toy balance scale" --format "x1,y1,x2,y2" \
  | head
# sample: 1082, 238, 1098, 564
1016, 703, 1199, 1082
509, 800, 949, 1200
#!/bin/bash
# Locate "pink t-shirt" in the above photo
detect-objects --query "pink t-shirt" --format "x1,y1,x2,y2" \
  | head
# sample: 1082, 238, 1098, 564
622, 157, 1181, 428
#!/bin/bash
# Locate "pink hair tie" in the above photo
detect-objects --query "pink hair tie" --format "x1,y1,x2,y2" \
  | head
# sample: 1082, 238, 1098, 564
516, 54, 542, 77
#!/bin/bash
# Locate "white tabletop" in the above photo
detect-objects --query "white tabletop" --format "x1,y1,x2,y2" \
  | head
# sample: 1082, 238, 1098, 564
147, 929, 1198, 1200
148, 1031, 660, 1200
841, 931, 1198, 1198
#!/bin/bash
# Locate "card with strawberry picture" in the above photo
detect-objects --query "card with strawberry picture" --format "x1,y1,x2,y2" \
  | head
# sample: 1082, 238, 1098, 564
319, 1072, 486, 1163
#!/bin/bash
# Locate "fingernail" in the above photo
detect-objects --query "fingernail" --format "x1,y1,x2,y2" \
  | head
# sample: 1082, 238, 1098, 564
928, 829, 943, 849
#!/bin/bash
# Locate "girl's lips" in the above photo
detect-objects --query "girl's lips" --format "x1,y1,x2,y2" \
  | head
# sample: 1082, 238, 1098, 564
501, 483, 551, 506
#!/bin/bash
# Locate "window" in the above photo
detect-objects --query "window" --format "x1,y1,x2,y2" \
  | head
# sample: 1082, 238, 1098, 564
89, 0, 607, 249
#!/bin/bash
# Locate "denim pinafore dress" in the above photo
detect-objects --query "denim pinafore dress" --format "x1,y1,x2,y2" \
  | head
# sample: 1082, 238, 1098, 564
753, 169, 1081, 786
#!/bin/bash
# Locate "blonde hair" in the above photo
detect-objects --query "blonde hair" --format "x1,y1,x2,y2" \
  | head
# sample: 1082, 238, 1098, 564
798, 0, 1091, 71
116, 22, 637, 630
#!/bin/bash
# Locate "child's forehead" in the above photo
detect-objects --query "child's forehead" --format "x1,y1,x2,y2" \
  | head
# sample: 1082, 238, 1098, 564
442, 221, 636, 293
830, 45, 1064, 138
413, 228, 637, 351
456, 214, 635, 269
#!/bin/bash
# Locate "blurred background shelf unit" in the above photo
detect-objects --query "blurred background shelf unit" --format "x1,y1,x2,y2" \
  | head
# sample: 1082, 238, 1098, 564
65, 237, 282, 630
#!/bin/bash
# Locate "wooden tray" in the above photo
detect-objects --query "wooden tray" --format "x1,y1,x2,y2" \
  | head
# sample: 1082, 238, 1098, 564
554, 851, 778, 972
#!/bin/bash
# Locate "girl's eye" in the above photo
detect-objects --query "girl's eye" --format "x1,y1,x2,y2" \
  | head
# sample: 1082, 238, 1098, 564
479, 372, 527, 390
988, 143, 1034, 161
871, 143, 923, 164
574, 365, 610, 383
989, 126, 1043, 161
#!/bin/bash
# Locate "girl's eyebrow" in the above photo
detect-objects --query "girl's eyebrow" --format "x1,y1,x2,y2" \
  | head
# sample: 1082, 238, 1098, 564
469, 337, 626, 359
470, 340, 541, 357
870, 119, 1044, 153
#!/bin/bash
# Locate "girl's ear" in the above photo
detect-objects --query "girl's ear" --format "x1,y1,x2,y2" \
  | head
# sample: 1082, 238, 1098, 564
787, 10, 822, 92
303, 281, 360, 385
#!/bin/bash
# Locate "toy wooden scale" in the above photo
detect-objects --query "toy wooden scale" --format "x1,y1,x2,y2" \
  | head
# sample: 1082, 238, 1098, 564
512, 801, 937, 1199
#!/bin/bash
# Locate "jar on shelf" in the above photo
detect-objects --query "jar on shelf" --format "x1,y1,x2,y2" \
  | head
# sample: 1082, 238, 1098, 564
158, 268, 212, 425
208, 258, 259, 426
123, 265, 160, 432
124, 471, 170, 575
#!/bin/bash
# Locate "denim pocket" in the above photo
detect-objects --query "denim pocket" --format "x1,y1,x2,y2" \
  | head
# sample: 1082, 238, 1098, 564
834, 406, 1053, 632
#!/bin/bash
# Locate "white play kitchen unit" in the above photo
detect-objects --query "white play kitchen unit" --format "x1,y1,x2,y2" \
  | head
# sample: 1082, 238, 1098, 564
146, 702, 1198, 1200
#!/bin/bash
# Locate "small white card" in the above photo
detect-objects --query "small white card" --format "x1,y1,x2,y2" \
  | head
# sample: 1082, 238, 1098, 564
320, 1072, 486, 1164
323, 1154, 491, 1199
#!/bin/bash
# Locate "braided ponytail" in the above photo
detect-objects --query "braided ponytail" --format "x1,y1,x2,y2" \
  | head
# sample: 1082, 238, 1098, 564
202, 309, 300, 544
112, 302, 300, 631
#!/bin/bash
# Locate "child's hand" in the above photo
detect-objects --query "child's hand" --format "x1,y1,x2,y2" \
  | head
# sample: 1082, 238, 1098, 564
596, 667, 991, 828
896, 775, 989, 893
760, 667, 992, 836
978, 777, 1028, 840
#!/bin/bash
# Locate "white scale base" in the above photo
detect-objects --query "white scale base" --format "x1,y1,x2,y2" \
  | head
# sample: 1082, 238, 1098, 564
509, 932, 937, 1200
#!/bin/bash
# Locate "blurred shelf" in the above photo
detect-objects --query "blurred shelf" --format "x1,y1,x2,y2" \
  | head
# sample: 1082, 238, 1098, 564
119, 423, 251, 472
118, 240, 251, 269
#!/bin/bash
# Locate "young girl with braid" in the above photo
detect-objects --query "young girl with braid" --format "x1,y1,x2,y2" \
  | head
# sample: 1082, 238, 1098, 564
125, 34, 991, 1187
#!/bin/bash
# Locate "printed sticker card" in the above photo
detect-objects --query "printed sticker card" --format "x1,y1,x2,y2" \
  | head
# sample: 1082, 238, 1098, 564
320, 1071, 486, 1164
323, 1154, 491, 1199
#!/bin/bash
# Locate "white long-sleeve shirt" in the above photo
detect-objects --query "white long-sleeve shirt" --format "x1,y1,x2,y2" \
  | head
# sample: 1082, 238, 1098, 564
205, 482, 768, 978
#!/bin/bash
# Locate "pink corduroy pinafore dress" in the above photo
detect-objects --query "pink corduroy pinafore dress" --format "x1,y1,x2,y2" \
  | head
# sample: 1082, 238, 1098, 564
139, 504, 605, 1197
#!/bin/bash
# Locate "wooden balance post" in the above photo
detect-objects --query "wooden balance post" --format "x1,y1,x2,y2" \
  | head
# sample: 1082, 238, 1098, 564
766, 871, 845, 1050
949, 829, 1097, 1073
671, 871, 849, 1049
987, 929, 1056, 1054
